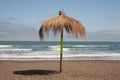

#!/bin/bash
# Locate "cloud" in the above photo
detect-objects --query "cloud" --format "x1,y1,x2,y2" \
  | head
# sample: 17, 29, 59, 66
0, 18, 39, 41
87, 30, 120, 41
43, 29, 120, 41
0, 18, 120, 41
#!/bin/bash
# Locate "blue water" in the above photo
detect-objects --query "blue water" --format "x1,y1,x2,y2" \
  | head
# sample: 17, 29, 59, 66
0, 41, 120, 60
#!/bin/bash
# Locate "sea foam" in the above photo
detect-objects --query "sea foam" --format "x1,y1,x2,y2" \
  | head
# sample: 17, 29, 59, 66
0, 45, 12, 48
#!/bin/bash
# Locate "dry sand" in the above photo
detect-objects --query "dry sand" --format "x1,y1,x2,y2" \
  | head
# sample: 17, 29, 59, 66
0, 60, 120, 80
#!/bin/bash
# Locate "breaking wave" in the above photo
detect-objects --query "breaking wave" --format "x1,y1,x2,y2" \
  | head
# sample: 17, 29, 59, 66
0, 45, 12, 48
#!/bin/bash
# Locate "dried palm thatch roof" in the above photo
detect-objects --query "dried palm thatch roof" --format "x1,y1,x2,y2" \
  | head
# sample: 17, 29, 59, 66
39, 11, 86, 40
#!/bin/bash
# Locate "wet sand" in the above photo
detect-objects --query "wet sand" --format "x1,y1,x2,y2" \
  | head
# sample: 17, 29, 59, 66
0, 60, 120, 80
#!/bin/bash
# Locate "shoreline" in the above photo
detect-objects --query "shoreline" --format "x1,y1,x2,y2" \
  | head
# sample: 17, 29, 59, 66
1, 59, 120, 62
2, 59, 120, 62
0, 60, 120, 80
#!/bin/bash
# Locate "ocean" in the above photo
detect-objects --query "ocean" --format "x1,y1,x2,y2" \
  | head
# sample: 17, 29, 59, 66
0, 41, 120, 60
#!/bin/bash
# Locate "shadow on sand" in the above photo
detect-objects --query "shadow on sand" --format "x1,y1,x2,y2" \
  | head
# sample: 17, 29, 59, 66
13, 69, 59, 75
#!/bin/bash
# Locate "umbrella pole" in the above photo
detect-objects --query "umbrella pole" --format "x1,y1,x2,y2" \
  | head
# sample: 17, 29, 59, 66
60, 30, 63, 73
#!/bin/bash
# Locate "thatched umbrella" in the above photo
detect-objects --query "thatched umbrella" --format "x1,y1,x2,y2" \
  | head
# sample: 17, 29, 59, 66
39, 11, 86, 73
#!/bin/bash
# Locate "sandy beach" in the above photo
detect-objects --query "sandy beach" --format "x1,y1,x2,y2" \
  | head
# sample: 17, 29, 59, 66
0, 60, 120, 80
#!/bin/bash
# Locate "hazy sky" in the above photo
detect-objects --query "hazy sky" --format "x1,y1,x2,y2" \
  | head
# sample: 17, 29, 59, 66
0, 0, 120, 41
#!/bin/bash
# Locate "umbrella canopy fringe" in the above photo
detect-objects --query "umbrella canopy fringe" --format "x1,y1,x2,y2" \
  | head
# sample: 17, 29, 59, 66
39, 11, 86, 40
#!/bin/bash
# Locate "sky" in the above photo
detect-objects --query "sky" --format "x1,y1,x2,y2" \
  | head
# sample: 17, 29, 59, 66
0, 0, 120, 41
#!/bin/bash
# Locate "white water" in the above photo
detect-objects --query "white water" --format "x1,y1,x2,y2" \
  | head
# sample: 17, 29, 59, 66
73, 45, 112, 48
0, 49, 32, 51
0, 41, 120, 60
1, 51, 120, 60
0, 45, 12, 48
